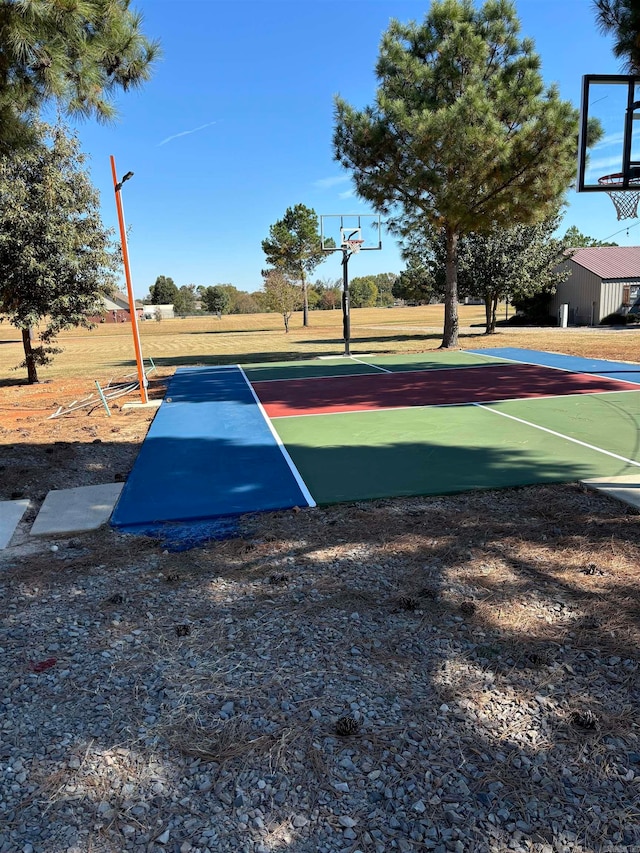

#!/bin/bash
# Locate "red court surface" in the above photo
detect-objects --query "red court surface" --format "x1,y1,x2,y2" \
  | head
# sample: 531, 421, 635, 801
253, 362, 640, 418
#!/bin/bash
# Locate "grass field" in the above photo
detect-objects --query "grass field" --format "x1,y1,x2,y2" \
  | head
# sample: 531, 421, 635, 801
2, 304, 640, 384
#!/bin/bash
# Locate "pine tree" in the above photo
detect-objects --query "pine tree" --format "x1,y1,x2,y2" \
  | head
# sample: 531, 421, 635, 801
201, 285, 231, 316
334, 0, 578, 348
149, 276, 179, 304
0, 0, 160, 154
0, 123, 118, 383
262, 204, 326, 327
594, 1, 640, 71
563, 225, 618, 247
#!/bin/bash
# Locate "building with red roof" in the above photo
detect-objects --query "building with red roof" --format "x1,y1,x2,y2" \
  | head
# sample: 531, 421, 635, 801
550, 246, 640, 325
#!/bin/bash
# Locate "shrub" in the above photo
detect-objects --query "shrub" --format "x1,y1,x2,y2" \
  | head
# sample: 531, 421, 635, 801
600, 312, 629, 326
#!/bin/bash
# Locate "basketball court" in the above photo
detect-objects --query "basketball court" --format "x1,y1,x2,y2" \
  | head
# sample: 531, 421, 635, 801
111, 144, 640, 534
111, 348, 640, 532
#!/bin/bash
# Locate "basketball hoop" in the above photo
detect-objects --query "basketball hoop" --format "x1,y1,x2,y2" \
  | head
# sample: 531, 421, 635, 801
598, 172, 640, 220
343, 239, 364, 253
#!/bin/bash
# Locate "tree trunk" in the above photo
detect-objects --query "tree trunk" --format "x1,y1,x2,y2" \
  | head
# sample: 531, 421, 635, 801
484, 298, 492, 334
21, 328, 39, 384
441, 227, 459, 348
301, 270, 309, 327
283, 312, 290, 333
485, 293, 498, 334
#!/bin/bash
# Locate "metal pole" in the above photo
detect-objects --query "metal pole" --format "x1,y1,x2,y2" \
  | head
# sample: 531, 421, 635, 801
341, 248, 351, 356
623, 82, 636, 188
110, 155, 148, 404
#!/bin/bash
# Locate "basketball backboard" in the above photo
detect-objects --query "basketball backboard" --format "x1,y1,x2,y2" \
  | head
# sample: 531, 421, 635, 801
577, 74, 640, 191
319, 214, 382, 252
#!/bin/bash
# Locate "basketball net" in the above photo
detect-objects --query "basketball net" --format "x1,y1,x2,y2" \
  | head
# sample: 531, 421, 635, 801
598, 173, 640, 220
343, 239, 364, 253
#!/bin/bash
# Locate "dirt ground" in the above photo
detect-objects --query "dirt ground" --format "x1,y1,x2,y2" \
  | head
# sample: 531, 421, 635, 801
0, 373, 173, 530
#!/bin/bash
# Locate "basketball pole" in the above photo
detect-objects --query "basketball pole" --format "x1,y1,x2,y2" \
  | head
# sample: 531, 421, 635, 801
341, 248, 352, 356
110, 155, 148, 405
320, 214, 382, 357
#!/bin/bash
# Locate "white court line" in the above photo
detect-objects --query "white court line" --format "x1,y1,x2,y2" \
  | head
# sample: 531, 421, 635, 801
474, 402, 640, 468
466, 349, 640, 384
349, 356, 392, 373
237, 365, 316, 507
466, 349, 587, 375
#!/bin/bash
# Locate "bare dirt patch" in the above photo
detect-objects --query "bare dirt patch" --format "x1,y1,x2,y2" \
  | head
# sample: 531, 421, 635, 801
0, 373, 169, 499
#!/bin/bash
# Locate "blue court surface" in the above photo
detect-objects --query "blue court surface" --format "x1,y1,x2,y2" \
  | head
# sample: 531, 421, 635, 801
111, 366, 313, 531
469, 347, 640, 384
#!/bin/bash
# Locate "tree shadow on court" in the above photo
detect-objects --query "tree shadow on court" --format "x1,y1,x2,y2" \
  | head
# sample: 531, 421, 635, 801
2, 432, 639, 851
304, 333, 443, 346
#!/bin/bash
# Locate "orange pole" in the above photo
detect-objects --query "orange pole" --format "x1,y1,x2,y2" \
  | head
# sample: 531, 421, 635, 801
110, 155, 148, 404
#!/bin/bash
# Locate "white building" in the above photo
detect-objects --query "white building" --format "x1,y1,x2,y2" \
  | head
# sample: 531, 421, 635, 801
142, 304, 175, 320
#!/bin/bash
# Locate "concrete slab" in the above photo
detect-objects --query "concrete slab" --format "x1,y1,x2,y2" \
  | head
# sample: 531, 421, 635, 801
121, 399, 162, 411
30, 483, 124, 537
581, 475, 640, 511
0, 500, 30, 549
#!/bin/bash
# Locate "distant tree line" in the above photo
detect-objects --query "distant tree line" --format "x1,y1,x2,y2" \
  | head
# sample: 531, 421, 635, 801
143, 272, 400, 318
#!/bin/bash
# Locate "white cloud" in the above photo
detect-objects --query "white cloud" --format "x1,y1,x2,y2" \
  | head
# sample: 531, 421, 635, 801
587, 154, 626, 173
338, 189, 355, 199
314, 175, 351, 189
158, 121, 217, 147
592, 132, 625, 151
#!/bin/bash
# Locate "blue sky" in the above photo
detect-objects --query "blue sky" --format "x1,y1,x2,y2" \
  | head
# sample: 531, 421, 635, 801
66, 0, 636, 299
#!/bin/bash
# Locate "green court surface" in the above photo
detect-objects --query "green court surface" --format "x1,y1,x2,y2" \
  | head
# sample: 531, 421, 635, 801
490, 392, 640, 459
351, 351, 511, 371
241, 350, 506, 382
271, 393, 640, 504
241, 358, 377, 383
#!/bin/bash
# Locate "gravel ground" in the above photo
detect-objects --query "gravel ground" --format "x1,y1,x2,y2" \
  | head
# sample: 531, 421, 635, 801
1, 484, 639, 853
